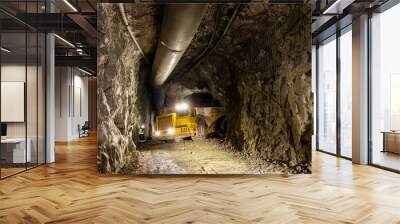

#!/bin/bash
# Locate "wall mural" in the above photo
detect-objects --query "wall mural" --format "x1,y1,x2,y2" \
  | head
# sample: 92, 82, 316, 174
97, 3, 312, 175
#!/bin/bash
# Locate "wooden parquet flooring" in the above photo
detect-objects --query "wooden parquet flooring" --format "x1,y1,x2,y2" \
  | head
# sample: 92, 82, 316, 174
1, 135, 400, 223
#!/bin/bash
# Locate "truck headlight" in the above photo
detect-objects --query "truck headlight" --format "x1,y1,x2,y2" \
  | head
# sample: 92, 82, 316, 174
167, 128, 174, 135
175, 102, 189, 111
155, 131, 160, 136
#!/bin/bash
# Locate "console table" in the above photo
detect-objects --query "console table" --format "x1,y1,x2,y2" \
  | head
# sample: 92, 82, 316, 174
1, 138, 32, 164
382, 131, 400, 154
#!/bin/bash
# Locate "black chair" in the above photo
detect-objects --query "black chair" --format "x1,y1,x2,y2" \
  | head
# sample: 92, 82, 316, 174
79, 121, 90, 138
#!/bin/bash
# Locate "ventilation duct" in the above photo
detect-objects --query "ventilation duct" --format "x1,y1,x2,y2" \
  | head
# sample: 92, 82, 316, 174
152, 4, 208, 88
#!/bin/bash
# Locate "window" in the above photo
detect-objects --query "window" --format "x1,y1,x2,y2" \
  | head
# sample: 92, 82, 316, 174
317, 35, 337, 154
339, 27, 352, 158
370, 2, 400, 171
316, 25, 353, 158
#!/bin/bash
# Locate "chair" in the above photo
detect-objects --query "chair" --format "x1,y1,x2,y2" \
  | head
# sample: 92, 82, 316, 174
79, 121, 90, 138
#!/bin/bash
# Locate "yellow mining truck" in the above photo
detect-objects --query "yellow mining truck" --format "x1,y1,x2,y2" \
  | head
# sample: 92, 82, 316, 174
154, 103, 224, 141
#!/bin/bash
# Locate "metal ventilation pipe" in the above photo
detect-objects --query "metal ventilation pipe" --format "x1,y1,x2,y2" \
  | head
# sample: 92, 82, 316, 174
152, 4, 208, 88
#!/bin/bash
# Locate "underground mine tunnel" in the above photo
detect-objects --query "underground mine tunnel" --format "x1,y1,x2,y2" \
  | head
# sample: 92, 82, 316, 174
97, 3, 312, 175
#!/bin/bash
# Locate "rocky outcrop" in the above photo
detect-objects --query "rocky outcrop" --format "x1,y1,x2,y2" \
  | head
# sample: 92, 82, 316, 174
97, 4, 159, 174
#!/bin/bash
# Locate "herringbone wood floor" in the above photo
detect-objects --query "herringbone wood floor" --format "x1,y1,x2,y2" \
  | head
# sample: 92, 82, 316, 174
1, 136, 400, 224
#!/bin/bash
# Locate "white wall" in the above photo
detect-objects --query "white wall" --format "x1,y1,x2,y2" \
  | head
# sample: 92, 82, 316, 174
55, 67, 69, 141
55, 67, 89, 141
1, 65, 27, 140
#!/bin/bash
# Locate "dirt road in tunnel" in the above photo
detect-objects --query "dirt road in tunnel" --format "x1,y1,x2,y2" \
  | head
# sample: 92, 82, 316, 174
136, 139, 287, 174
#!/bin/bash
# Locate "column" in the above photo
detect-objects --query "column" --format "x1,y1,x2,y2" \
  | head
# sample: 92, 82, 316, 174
352, 14, 369, 164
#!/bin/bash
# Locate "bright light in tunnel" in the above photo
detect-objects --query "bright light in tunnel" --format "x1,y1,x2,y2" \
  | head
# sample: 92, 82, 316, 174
175, 102, 189, 111
140, 124, 145, 129
167, 128, 174, 135
155, 131, 160, 136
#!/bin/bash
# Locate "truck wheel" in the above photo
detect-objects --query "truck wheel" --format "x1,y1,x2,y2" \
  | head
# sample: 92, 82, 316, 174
215, 116, 226, 137
197, 119, 206, 139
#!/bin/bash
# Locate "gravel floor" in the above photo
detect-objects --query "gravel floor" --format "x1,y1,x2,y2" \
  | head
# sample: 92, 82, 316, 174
135, 139, 288, 174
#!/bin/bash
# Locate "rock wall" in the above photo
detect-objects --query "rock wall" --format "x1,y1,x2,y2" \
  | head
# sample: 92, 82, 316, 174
226, 5, 312, 173
166, 4, 312, 173
97, 4, 158, 174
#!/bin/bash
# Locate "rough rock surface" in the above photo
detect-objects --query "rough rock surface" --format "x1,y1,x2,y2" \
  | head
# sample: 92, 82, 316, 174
98, 3, 312, 174
97, 4, 159, 174
166, 4, 312, 173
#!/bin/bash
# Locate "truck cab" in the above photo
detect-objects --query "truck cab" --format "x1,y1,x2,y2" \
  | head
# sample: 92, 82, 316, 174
154, 102, 223, 141
154, 108, 198, 140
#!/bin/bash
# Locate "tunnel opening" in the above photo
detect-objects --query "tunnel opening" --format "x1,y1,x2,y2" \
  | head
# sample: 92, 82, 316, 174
98, 3, 312, 174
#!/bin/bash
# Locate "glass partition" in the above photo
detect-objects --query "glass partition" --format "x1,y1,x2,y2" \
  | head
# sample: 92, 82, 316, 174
0, 1, 46, 179
1, 31, 28, 177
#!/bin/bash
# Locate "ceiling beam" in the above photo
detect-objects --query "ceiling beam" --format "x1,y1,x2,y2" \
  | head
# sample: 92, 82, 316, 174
322, 0, 355, 15
67, 13, 97, 40
12, 13, 82, 32
55, 55, 96, 69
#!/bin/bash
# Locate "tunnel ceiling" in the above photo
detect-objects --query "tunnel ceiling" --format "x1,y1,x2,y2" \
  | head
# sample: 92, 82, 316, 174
118, 4, 161, 58
160, 4, 308, 108
162, 4, 238, 105
119, 4, 308, 107
119, 4, 245, 107
117, 4, 249, 106
121, 4, 307, 108
113, 2, 311, 113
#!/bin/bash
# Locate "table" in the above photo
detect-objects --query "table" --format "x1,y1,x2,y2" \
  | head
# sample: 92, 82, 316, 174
1, 138, 31, 164
382, 131, 400, 154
